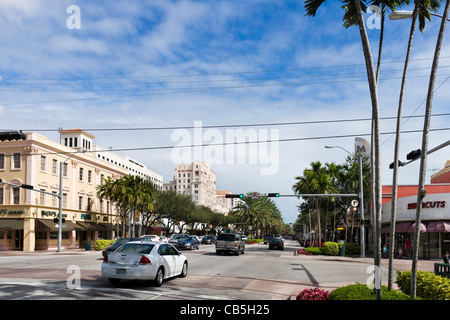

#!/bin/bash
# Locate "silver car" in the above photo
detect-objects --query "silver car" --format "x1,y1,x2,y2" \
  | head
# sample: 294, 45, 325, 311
101, 241, 188, 286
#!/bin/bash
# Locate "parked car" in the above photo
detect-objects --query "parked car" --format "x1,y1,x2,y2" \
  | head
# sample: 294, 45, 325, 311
141, 235, 161, 241
102, 241, 188, 286
102, 237, 143, 257
201, 235, 216, 244
169, 234, 189, 242
215, 233, 245, 255
268, 238, 284, 250
170, 235, 200, 250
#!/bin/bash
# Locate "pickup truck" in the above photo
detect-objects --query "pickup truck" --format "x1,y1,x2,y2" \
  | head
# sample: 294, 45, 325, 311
215, 233, 245, 255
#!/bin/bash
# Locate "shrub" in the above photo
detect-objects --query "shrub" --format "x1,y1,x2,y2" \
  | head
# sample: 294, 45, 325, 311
297, 249, 311, 255
305, 247, 322, 255
328, 283, 412, 300
322, 242, 339, 256
95, 239, 115, 251
396, 270, 450, 300
343, 243, 360, 255
296, 288, 330, 300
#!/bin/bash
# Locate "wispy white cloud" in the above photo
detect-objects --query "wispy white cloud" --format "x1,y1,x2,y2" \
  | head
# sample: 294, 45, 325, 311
0, 0, 449, 222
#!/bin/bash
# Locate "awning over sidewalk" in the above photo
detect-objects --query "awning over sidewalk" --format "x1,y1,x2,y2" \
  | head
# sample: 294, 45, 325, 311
427, 221, 450, 233
36, 219, 84, 231
0, 219, 23, 230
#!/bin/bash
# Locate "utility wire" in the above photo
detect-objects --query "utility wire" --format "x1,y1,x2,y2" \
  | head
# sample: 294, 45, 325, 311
23, 112, 450, 132
5, 127, 449, 158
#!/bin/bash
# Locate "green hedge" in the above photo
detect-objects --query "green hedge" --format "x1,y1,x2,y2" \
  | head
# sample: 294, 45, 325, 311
322, 242, 339, 256
95, 239, 115, 251
305, 247, 322, 255
328, 283, 413, 300
343, 243, 360, 255
396, 270, 450, 300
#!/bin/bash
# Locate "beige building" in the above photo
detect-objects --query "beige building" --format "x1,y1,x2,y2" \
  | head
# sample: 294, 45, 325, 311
0, 129, 163, 251
164, 161, 231, 214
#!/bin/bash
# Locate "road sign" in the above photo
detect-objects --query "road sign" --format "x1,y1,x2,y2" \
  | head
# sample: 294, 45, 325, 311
351, 199, 359, 207
252, 192, 259, 199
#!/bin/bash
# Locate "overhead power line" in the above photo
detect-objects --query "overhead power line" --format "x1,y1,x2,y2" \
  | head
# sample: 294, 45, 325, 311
23, 112, 450, 132
6, 126, 450, 158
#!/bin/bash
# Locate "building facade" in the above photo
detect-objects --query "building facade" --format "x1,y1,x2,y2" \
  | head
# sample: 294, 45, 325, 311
0, 129, 163, 251
381, 183, 450, 259
164, 161, 231, 214
431, 160, 450, 184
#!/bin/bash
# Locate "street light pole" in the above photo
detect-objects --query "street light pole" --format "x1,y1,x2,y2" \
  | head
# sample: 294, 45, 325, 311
325, 145, 365, 257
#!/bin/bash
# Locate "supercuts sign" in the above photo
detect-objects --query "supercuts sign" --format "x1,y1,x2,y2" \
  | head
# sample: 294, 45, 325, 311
407, 201, 446, 210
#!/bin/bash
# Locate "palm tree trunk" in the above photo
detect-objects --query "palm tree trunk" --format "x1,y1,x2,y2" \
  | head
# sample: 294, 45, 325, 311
388, 4, 418, 291
411, 0, 450, 299
316, 197, 321, 247
354, 0, 382, 300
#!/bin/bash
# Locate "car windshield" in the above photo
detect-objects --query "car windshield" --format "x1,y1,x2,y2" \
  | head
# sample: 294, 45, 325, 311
115, 243, 155, 254
179, 236, 192, 241
113, 238, 133, 245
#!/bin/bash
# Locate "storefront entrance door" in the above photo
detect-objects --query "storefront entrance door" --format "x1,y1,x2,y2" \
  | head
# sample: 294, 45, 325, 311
15, 229, 23, 249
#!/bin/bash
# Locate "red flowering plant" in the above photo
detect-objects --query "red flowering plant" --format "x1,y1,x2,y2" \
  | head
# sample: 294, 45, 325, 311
296, 288, 330, 300
297, 249, 311, 255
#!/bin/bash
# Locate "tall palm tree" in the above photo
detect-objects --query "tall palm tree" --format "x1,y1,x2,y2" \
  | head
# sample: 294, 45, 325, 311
304, 0, 386, 299
411, 0, 450, 298
233, 195, 275, 238
293, 161, 336, 246
388, 0, 443, 291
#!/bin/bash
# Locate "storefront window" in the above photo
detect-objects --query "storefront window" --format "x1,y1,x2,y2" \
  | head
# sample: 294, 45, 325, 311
442, 233, 450, 257
429, 233, 440, 259
49, 231, 69, 239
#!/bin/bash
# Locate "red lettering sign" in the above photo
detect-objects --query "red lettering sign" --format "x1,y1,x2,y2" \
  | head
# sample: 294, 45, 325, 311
407, 201, 446, 209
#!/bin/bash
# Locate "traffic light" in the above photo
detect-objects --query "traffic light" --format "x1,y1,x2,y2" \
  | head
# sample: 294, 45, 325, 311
20, 184, 34, 190
225, 194, 244, 198
389, 160, 405, 169
267, 193, 280, 197
406, 149, 421, 161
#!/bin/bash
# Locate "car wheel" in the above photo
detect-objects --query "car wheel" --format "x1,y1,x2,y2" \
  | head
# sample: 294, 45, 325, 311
154, 267, 164, 287
235, 247, 240, 256
109, 278, 120, 285
179, 261, 188, 278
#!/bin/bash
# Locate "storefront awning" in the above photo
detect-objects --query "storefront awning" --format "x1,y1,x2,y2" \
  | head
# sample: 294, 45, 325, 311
76, 221, 97, 231
36, 219, 84, 231
396, 222, 412, 233
0, 219, 23, 230
427, 221, 450, 233
408, 222, 427, 233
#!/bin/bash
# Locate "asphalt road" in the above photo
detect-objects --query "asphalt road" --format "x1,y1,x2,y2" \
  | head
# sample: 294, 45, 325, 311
0, 240, 388, 301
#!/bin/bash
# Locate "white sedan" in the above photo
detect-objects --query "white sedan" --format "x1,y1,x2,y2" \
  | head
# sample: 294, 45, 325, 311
101, 241, 188, 286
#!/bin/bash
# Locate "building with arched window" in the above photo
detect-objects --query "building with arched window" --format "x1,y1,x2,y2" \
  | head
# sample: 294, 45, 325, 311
0, 130, 163, 251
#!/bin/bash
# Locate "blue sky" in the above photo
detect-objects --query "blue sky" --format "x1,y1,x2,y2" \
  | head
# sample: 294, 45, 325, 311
1, 0, 449, 224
